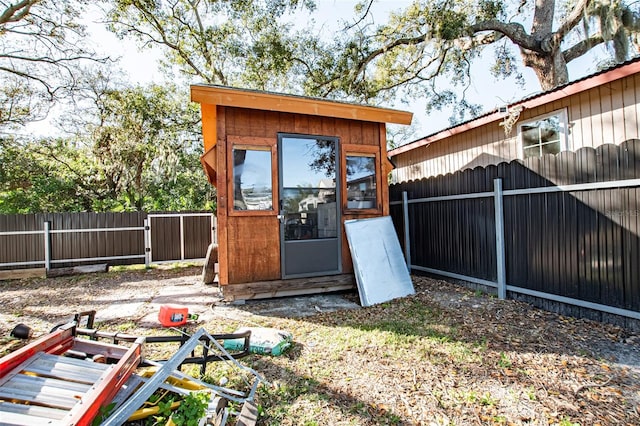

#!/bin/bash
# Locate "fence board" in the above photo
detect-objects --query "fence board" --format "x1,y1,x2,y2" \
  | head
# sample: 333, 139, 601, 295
150, 216, 180, 262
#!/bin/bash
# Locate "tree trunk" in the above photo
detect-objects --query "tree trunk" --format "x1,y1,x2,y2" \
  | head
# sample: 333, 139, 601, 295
522, 0, 572, 91
520, 48, 569, 91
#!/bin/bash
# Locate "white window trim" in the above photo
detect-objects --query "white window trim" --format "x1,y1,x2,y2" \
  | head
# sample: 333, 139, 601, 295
517, 108, 570, 159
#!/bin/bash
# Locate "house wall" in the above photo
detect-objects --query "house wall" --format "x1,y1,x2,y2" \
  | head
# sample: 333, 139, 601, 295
216, 107, 388, 285
392, 72, 640, 182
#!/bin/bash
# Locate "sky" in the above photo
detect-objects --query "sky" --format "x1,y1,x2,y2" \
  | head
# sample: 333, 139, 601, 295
85, 0, 613, 140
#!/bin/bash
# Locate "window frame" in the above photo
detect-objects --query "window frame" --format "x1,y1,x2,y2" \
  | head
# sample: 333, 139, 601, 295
341, 144, 382, 214
227, 136, 277, 217
517, 108, 569, 159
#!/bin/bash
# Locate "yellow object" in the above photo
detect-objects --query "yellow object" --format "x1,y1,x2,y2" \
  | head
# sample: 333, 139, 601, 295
127, 401, 180, 421
126, 367, 209, 422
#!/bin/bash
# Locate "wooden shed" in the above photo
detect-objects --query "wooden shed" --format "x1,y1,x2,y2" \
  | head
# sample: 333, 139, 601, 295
190, 85, 413, 300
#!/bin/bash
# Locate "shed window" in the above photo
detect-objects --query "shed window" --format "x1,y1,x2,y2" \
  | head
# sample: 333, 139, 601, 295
232, 147, 273, 210
346, 154, 377, 209
518, 110, 568, 159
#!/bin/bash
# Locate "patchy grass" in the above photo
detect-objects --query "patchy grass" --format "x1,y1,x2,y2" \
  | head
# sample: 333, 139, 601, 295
190, 284, 638, 425
1, 267, 639, 425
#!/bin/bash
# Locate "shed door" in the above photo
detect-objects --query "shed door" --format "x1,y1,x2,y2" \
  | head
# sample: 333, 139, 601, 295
278, 134, 341, 278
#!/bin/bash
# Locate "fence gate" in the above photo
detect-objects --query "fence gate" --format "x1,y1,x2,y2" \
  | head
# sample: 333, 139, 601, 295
146, 213, 216, 265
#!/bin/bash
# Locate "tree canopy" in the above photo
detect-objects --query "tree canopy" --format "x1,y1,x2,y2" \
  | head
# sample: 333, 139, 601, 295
304, 0, 640, 119
2, 0, 640, 213
0, 82, 214, 213
105, 0, 315, 90
0, 0, 105, 127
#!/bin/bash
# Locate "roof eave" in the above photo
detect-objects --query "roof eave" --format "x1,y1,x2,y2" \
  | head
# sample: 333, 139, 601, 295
190, 84, 413, 125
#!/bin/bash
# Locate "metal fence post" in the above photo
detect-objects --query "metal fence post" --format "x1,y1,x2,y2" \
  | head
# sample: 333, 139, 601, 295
144, 218, 150, 268
402, 191, 411, 271
494, 178, 506, 300
43, 221, 51, 271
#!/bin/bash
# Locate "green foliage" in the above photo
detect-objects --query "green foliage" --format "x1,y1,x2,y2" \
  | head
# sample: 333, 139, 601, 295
497, 351, 512, 368
0, 82, 215, 213
143, 391, 209, 426
107, 0, 316, 91
558, 418, 580, 426
91, 83, 209, 212
171, 392, 209, 426
0, 1, 104, 128
477, 0, 506, 21
434, 9, 467, 40
91, 402, 116, 426
0, 137, 99, 213
156, 398, 175, 418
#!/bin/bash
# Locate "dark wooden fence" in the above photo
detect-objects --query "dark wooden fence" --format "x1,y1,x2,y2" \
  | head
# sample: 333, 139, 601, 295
390, 139, 640, 326
0, 212, 216, 271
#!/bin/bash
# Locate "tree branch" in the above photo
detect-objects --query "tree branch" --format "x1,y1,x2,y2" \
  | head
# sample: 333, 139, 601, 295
563, 34, 605, 62
469, 20, 539, 51
0, 65, 55, 97
0, 0, 36, 26
354, 33, 430, 81
550, 0, 592, 48
347, 0, 373, 30
455, 31, 504, 50
186, 0, 215, 78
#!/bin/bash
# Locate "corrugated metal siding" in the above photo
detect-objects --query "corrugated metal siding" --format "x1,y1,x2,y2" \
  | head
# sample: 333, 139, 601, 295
183, 215, 214, 259
390, 139, 640, 313
45, 212, 146, 267
0, 214, 45, 265
393, 73, 640, 182
150, 216, 181, 262
148, 214, 213, 262
0, 212, 214, 270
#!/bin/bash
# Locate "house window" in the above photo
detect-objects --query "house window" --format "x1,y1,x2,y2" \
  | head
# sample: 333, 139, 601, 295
518, 110, 568, 159
346, 154, 377, 209
232, 146, 273, 210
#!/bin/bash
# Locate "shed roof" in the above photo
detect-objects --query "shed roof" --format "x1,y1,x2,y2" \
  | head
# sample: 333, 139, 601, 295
190, 84, 413, 125
389, 56, 640, 157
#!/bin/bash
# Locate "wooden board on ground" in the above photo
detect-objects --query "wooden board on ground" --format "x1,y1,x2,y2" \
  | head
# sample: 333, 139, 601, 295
0, 268, 46, 281
46, 264, 108, 278
202, 243, 219, 284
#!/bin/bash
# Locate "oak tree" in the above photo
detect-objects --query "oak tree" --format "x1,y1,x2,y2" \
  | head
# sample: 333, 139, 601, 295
0, 79, 214, 213
0, 0, 105, 127
105, 0, 315, 90
306, 0, 640, 116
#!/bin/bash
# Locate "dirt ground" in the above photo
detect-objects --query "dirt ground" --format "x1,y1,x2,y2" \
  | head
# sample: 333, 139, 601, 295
1, 265, 640, 425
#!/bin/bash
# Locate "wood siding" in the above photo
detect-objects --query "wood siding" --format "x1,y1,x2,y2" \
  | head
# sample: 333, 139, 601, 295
393, 73, 640, 182
217, 107, 387, 285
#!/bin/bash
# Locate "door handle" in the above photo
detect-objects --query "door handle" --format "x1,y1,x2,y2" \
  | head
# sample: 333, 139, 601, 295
277, 213, 286, 224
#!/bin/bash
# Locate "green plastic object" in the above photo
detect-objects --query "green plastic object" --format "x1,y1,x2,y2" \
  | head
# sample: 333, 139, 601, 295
223, 327, 292, 356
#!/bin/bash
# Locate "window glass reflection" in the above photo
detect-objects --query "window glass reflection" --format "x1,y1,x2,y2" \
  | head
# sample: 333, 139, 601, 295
281, 137, 337, 240
520, 113, 563, 158
233, 148, 272, 210
346, 155, 376, 209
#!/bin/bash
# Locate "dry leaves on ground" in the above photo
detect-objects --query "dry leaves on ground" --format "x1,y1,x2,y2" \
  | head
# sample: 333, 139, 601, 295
1, 267, 639, 425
